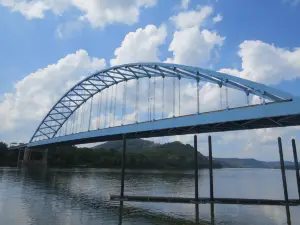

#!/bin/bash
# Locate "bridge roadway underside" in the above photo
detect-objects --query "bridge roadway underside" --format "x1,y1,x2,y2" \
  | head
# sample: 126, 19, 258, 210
28, 100, 300, 148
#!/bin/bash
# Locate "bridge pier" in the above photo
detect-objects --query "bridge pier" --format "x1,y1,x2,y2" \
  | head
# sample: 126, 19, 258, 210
21, 147, 48, 169
17, 148, 23, 167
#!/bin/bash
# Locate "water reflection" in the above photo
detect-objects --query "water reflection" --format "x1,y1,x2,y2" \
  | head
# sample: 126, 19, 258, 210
0, 167, 299, 225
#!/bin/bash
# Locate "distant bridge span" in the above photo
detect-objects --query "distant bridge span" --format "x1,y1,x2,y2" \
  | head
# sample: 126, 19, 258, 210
12, 62, 300, 149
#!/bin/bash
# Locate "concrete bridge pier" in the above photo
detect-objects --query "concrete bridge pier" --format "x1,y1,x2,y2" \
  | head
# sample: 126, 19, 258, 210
21, 148, 48, 169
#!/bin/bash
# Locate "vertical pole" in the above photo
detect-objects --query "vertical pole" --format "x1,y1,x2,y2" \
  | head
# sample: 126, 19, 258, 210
173, 77, 175, 117
292, 139, 300, 199
65, 107, 69, 135
197, 79, 200, 114
278, 137, 291, 225
219, 85, 223, 109
105, 88, 109, 128
246, 92, 249, 106
162, 77, 165, 119
109, 86, 114, 127
88, 96, 93, 131
194, 135, 199, 223
153, 77, 156, 120
135, 79, 139, 123
98, 92, 102, 129
148, 78, 151, 121
178, 77, 181, 116
208, 135, 215, 224
43, 148, 48, 164
23, 148, 30, 166
71, 110, 75, 134
119, 134, 127, 224
28, 150, 32, 161
225, 86, 229, 110
17, 149, 21, 167
121, 134, 127, 197
114, 84, 118, 126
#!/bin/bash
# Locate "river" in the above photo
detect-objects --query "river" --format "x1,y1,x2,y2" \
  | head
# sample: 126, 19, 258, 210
0, 167, 299, 225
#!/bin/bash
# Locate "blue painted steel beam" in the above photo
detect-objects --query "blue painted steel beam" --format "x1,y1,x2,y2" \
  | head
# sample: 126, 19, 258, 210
29, 62, 296, 143
28, 99, 300, 148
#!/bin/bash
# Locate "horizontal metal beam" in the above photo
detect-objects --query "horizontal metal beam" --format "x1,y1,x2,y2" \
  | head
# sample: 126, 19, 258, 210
110, 195, 300, 206
28, 100, 300, 148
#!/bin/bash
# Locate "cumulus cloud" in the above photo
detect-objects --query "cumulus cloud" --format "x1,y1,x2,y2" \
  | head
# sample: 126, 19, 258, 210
167, 6, 225, 67
0, 0, 158, 28
220, 40, 300, 85
0, 50, 106, 141
170, 6, 213, 30
110, 24, 167, 66
166, 27, 224, 66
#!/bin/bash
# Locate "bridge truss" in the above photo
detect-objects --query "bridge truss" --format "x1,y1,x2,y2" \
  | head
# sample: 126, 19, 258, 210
27, 62, 300, 148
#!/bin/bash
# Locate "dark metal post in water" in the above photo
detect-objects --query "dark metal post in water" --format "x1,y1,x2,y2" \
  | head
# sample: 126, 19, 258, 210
121, 135, 127, 197
194, 135, 199, 223
119, 134, 127, 225
292, 139, 300, 199
17, 149, 22, 167
278, 137, 291, 225
208, 135, 215, 225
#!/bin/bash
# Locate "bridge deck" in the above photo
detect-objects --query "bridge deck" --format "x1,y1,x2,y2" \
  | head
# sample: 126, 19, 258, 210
20, 99, 300, 149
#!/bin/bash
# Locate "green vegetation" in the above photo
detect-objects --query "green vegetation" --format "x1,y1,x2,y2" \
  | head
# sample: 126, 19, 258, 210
0, 142, 18, 166
2, 138, 296, 169
215, 157, 299, 169
0, 139, 222, 169
47, 140, 222, 169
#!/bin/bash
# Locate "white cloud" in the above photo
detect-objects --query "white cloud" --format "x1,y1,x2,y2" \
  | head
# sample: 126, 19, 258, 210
170, 6, 213, 29
220, 40, 300, 85
213, 14, 222, 23
110, 24, 167, 66
181, 0, 190, 9
166, 6, 225, 67
1, 0, 49, 19
166, 27, 224, 66
56, 20, 84, 39
0, 0, 158, 28
0, 50, 106, 141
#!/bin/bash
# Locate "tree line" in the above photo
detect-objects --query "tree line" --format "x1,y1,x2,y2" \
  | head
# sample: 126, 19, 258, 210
0, 141, 222, 169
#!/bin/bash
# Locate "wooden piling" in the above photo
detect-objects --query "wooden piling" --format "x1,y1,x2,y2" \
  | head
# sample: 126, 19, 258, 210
194, 135, 199, 223
17, 149, 22, 168
278, 137, 291, 225
292, 139, 300, 199
208, 135, 215, 225
119, 134, 127, 225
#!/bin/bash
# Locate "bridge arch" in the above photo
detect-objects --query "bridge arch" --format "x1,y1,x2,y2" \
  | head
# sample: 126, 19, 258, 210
30, 62, 294, 143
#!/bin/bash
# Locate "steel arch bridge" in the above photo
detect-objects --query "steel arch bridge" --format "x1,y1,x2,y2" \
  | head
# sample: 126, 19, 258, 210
24, 62, 300, 148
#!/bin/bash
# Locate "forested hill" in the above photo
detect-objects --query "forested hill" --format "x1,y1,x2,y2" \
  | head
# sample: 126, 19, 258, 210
0, 139, 222, 169
93, 139, 222, 169
93, 139, 159, 151
1, 139, 297, 169
215, 158, 298, 169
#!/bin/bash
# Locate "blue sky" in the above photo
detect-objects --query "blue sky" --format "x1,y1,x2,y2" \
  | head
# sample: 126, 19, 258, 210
1, 0, 300, 160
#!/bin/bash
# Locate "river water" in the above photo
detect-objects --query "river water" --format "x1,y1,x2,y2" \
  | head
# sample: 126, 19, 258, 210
0, 167, 299, 225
